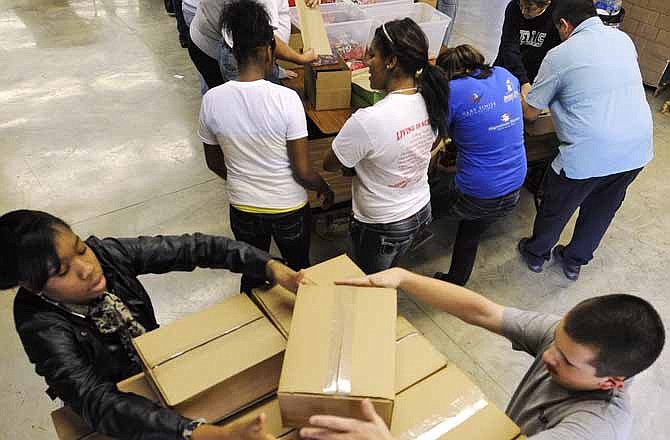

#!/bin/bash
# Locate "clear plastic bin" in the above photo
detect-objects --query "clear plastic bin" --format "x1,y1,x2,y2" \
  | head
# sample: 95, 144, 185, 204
363, 3, 452, 58
352, 0, 413, 8
325, 19, 374, 62
289, 3, 373, 62
289, 3, 369, 29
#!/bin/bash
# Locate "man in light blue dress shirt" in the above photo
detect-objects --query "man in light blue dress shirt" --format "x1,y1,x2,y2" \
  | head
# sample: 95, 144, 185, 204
517, 0, 653, 280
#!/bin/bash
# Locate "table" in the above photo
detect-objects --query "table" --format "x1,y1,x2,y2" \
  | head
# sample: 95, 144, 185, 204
282, 68, 351, 136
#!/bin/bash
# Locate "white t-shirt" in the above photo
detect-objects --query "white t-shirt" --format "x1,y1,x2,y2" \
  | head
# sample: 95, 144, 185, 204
332, 93, 436, 224
223, 0, 291, 47
198, 79, 309, 210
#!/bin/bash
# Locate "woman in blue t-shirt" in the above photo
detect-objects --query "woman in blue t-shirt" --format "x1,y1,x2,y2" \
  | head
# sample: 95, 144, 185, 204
432, 45, 527, 286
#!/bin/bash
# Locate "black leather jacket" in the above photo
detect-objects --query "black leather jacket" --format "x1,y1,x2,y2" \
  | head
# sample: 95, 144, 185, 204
13, 234, 273, 440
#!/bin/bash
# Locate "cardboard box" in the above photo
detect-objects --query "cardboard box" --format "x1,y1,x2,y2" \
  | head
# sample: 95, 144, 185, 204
52, 406, 113, 440
305, 58, 352, 111
132, 294, 286, 422
391, 364, 520, 440
278, 285, 397, 427
395, 329, 447, 394
524, 111, 555, 136
251, 254, 365, 338
222, 397, 296, 440
51, 373, 158, 440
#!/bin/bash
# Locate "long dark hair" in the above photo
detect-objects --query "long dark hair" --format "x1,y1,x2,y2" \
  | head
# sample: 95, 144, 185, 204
220, 0, 275, 66
0, 210, 70, 291
372, 18, 450, 141
437, 44, 493, 81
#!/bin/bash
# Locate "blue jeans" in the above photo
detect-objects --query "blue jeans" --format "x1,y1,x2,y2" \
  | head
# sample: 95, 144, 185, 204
430, 172, 521, 285
219, 41, 281, 84
230, 204, 311, 293
350, 203, 432, 274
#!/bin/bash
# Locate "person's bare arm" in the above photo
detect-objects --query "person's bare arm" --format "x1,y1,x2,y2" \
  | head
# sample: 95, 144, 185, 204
203, 143, 227, 180
337, 268, 505, 335
274, 37, 318, 65
323, 148, 345, 172
288, 138, 334, 209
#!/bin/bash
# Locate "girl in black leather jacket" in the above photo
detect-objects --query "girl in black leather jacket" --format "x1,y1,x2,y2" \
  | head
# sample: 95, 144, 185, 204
1, 209, 300, 440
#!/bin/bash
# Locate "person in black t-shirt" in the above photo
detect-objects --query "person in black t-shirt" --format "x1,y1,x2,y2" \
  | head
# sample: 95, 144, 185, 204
494, 0, 561, 98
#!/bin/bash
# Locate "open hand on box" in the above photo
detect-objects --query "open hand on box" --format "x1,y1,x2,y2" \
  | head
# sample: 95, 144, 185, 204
335, 268, 407, 290
266, 259, 310, 293
193, 413, 274, 440
300, 400, 394, 440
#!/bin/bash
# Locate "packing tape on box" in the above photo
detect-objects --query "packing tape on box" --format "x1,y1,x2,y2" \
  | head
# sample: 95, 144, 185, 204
151, 316, 265, 368
323, 288, 355, 394
397, 387, 489, 440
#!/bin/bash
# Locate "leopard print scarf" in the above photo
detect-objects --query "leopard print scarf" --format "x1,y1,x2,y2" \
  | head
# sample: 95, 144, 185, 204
88, 292, 147, 367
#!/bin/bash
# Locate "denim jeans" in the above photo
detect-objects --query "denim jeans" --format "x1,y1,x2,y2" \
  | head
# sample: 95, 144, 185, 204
350, 202, 432, 274
431, 172, 521, 285
219, 40, 281, 84
229, 204, 311, 293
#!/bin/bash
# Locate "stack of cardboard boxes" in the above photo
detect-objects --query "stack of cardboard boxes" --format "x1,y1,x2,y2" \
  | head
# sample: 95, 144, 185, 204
621, 0, 670, 90
52, 255, 524, 440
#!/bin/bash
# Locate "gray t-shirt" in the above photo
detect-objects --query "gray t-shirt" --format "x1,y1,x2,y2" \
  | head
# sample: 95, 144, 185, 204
190, 0, 229, 58
502, 307, 633, 439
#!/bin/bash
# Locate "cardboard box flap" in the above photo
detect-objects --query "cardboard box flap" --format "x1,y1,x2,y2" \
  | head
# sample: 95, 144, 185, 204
117, 373, 158, 402
133, 294, 263, 368
303, 254, 365, 285
252, 254, 365, 338
224, 398, 293, 439
392, 365, 520, 440
152, 317, 285, 406
253, 284, 296, 338
396, 332, 447, 394
395, 316, 417, 340
51, 407, 100, 440
279, 285, 396, 400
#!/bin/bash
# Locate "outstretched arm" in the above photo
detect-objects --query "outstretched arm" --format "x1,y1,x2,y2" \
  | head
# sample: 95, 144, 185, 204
337, 268, 505, 335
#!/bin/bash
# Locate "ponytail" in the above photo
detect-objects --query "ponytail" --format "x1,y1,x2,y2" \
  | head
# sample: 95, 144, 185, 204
418, 63, 450, 141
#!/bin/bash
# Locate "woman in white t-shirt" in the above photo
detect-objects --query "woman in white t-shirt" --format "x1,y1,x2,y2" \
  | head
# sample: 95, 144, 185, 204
189, 0, 316, 89
324, 18, 450, 274
198, 0, 333, 293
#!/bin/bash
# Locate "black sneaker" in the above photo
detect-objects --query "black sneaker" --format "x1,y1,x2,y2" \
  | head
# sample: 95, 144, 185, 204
552, 245, 580, 281
518, 238, 544, 273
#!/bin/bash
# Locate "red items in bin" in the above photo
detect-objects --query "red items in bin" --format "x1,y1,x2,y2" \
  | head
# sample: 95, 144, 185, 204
329, 32, 367, 62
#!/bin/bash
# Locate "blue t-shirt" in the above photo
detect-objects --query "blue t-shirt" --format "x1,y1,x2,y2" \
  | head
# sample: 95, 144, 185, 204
447, 67, 527, 199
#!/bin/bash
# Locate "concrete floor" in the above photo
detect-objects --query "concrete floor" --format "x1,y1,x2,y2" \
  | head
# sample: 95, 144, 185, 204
1, 0, 669, 438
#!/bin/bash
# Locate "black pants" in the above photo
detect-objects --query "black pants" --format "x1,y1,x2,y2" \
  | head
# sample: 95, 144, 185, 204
431, 173, 521, 286
229, 204, 311, 293
524, 167, 643, 267
172, 0, 188, 47
187, 40, 224, 89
